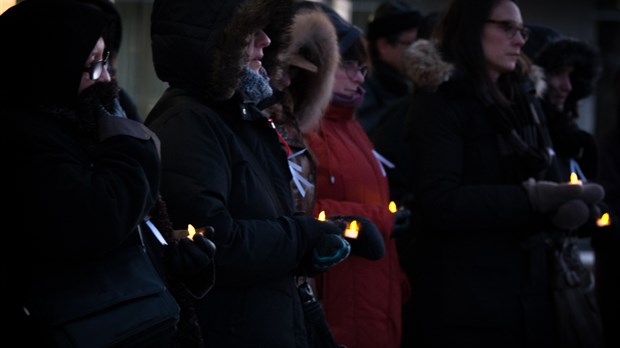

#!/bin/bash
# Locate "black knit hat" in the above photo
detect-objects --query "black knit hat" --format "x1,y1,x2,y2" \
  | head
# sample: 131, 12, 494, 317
367, 0, 422, 40
294, 1, 362, 56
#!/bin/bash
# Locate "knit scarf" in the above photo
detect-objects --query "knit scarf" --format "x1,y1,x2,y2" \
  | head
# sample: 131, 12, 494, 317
239, 66, 273, 105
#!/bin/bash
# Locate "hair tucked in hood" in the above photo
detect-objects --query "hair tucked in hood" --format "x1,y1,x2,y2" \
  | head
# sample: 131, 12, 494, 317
0, 0, 112, 109
279, 5, 339, 132
151, 0, 293, 101
535, 38, 602, 102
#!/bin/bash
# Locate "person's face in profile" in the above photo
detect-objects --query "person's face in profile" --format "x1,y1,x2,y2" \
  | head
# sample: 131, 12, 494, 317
246, 29, 271, 72
79, 37, 111, 93
481, 0, 528, 81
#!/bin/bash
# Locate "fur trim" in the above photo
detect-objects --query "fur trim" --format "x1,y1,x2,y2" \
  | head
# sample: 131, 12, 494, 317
402, 39, 547, 98
283, 7, 339, 131
213, 0, 293, 100
530, 65, 547, 98
151, 0, 292, 101
402, 39, 453, 91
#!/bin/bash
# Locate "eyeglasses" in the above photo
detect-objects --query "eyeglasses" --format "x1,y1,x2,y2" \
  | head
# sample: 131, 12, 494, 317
83, 50, 110, 80
485, 20, 530, 41
341, 60, 368, 79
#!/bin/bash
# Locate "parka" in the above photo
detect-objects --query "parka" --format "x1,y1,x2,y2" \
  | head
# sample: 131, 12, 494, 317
304, 101, 409, 348
146, 0, 332, 347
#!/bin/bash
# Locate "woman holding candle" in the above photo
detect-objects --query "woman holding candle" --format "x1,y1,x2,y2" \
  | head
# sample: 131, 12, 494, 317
294, 3, 410, 348
146, 0, 352, 347
400, 0, 605, 347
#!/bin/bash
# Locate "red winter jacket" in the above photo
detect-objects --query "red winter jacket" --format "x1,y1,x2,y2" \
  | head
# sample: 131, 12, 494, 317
304, 102, 410, 348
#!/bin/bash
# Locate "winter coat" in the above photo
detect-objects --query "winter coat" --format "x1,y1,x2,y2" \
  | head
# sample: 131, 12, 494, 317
357, 59, 413, 138
267, 6, 339, 214
304, 102, 408, 348
147, 0, 330, 347
401, 40, 559, 348
2, 1, 163, 345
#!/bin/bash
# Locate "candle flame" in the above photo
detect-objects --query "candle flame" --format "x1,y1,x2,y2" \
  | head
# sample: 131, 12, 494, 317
188, 224, 196, 240
344, 220, 359, 239
389, 201, 397, 213
318, 211, 326, 221
597, 213, 611, 227
569, 172, 582, 185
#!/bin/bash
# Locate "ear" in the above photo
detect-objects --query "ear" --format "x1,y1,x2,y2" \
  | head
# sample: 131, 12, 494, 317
376, 37, 392, 55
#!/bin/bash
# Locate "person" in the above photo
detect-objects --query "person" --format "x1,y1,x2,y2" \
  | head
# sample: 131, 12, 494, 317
79, 0, 142, 122
400, 0, 605, 347
293, 2, 409, 348
535, 37, 602, 183
146, 0, 354, 347
592, 69, 620, 348
263, 6, 342, 346
265, 3, 339, 217
1, 0, 213, 346
357, 0, 422, 138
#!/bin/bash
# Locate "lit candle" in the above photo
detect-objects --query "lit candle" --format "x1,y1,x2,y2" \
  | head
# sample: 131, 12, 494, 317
188, 224, 196, 240
388, 201, 397, 213
318, 211, 326, 221
569, 172, 583, 185
344, 220, 359, 239
597, 212, 611, 227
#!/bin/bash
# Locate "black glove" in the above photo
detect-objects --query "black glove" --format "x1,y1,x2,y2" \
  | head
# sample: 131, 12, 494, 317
522, 178, 604, 213
165, 232, 216, 299
328, 215, 385, 261
294, 216, 351, 275
312, 233, 351, 271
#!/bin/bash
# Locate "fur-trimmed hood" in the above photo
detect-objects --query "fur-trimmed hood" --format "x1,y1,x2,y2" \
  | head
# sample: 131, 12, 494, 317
401, 39, 546, 97
151, 0, 293, 101
280, 5, 339, 131
535, 37, 601, 101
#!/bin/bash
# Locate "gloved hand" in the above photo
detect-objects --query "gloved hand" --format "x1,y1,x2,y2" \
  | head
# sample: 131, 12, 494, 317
294, 216, 351, 275
391, 208, 412, 239
522, 178, 604, 213
550, 199, 590, 230
165, 232, 216, 299
328, 215, 385, 261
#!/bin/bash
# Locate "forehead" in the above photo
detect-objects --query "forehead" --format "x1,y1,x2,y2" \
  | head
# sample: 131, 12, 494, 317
490, 0, 523, 23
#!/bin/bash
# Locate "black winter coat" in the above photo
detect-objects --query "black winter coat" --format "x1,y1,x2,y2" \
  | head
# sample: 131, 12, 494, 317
404, 77, 557, 348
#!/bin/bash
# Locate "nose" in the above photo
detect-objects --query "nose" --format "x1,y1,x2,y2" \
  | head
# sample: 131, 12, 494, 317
100, 67, 112, 82
255, 30, 271, 49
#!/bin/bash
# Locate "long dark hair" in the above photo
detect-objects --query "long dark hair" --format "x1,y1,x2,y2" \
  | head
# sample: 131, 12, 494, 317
434, 0, 531, 107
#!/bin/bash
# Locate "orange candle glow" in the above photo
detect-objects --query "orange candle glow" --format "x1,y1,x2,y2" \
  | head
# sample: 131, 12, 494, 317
344, 220, 359, 239
597, 213, 611, 227
188, 224, 196, 240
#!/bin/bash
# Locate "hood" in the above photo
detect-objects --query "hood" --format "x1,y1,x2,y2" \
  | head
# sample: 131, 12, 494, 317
535, 37, 601, 101
151, 0, 293, 101
402, 39, 546, 97
0, 0, 111, 109
281, 5, 339, 132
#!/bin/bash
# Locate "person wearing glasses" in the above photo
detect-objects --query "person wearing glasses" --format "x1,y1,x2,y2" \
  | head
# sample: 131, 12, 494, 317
397, 0, 605, 347
358, 0, 423, 139
293, 2, 409, 348
1, 0, 196, 346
